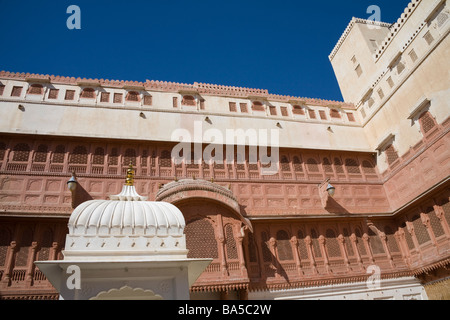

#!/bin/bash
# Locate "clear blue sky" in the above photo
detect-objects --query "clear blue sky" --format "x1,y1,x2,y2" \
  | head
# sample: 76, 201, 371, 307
0, 0, 410, 102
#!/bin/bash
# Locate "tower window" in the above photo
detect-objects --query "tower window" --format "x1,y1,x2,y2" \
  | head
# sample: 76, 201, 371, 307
64, 90, 75, 100
80, 88, 96, 99
182, 95, 196, 106
126, 91, 140, 102
28, 84, 43, 95
355, 64, 363, 77
48, 88, 59, 99
423, 31, 434, 45
11, 86, 23, 97
252, 101, 264, 111
113, 92, 123, 103
100, 92, 110, 103
292, 105, 304, 115
143, 95, 152, 106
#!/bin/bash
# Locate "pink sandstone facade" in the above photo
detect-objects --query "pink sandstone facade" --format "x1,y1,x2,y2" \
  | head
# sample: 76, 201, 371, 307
0, 0, 449, 300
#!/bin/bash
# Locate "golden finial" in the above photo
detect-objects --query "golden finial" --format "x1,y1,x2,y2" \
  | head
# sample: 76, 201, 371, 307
125, 162, 134, 186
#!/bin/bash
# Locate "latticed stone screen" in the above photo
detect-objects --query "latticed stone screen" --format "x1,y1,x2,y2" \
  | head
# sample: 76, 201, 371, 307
334, 157, 345, 174
108, 148, 119, 165
306, 158, 319, 173
345, 158, 360, 174
325, 229, 341, 258
323, 158, 333, 174
412, 215, 431, 245
93, 147, 105, 165
385, 144, 399, 165
69, 146, 88, 164
225, 224, 238, 260
401, 222, 415, 250
185, 218, 218, 259
384, 226, 400, 253
52, 145, 65, 163
419, 111, 436, 134
124, 148, 137, 166
426, 207, 445, 238
276, 230, 293, 261
160, 150, 171, 167
280, 156, 290, 172
362, 160, 376, 174
293, 156, 303, 172
12, 143, 30, 162
0, 227, 11, 266
368, 229, 385, 254
297, 230, 309, 260
34, 145, 48, 163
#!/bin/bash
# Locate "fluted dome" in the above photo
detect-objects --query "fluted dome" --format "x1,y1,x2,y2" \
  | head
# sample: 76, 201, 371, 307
68, 199, 185, 236
63, 165, 188, 261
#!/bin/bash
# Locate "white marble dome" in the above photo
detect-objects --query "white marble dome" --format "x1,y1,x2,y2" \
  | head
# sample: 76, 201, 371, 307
68, 197, 185, 236
63, 183, 188, 262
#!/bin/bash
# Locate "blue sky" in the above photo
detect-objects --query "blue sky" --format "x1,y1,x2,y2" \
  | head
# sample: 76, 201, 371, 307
0, 0, 411, 102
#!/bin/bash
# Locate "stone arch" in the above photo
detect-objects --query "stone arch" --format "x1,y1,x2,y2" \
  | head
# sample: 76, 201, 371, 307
155, 179, 252, 232
156, 179, 252, 292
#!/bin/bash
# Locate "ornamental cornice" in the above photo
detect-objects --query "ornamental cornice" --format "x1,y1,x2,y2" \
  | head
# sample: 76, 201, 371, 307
412, 257, 450, 276
329, 17, 392, 61
0, 70, 355, 109
249, 270, 414, 292
155, 178, 238, 204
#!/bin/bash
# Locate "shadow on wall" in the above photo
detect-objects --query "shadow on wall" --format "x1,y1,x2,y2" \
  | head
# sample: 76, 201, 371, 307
324, 197, 350, 215
72, 183, 93, 208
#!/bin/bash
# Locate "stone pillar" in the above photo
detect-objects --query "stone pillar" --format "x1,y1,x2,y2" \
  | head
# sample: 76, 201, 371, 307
319, 235, 331, 274
268, 237, 280, 278
290, 236, 303, 276
362, 233, 375, 265
305, 236, 318, 274
379, 232, 395, 268
434, 203, 450, 239
1, 241, 16, 288
216, 215, 228, 276
50, 242, 59, 260
396, 228, 411, 267
406, 221, 423, 261
350, 233, 364, 271
236, 231, 248, 277
421, 212, 438, 248
26, 241, 38, 286
338, 234, 351, 271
